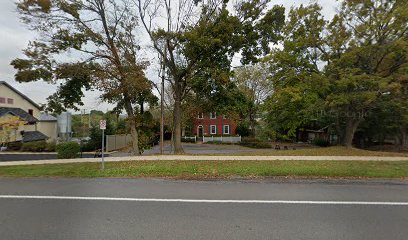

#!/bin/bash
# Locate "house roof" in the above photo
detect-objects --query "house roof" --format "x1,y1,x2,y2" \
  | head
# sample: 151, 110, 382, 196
0, 107, 38, 123
38, 112, 57, 122
22, 131, 48, 142
0, 81, 41, 110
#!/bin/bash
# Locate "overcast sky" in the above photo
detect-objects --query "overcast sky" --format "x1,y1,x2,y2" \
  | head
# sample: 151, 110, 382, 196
0, 0, 338, 113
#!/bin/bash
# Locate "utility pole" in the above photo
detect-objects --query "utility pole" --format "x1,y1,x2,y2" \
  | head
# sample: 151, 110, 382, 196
160, 45, 167, 155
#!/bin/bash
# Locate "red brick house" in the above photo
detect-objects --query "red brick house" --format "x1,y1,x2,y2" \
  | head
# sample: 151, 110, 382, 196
192, 112, 237, 137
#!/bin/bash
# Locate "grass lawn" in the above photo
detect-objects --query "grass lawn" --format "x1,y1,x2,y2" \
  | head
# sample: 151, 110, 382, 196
233, 146, 408, 157
0, 160, 407, 179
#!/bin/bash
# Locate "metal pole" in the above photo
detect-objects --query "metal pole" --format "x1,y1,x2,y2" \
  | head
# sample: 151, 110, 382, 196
102, 129, 105, 171
160, 46, 167, 155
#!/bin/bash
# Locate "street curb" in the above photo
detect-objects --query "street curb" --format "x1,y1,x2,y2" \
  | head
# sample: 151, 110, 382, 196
0, 155, 408, 166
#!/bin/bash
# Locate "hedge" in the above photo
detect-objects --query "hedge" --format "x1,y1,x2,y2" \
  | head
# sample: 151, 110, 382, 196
56, 142, 80, 159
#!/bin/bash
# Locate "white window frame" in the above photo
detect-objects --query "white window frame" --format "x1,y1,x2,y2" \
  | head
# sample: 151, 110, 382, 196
210, 125, 217, 135
197, 112, 203, 119
210, 112, 216, 119
223, 125, 230, 135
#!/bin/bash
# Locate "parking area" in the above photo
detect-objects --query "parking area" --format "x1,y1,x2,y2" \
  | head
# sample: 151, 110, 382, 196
109, 142, 275, 156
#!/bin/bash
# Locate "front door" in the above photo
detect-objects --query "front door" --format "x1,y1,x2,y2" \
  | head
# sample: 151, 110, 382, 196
197, 126, 203, 138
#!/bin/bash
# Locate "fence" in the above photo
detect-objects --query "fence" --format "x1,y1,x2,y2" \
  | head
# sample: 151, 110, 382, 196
202, 136, 241, 143
106, 134, 132, 152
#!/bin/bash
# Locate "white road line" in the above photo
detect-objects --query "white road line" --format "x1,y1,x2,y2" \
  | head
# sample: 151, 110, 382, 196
0, 195, 407, 206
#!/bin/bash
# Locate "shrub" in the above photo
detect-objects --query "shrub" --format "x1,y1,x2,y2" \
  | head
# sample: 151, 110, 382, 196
313, 138, 330, 147
45, 142, 56, 152
239, 137, 272, 149
205, 141, 223, 144
181, 137, 196, 143
21, 141, 47, 152
81, 141, 97, 152
138, 133, 154, 154
56, 142, 80, 159
7, 142, 22, 151
236, 124, 250, 137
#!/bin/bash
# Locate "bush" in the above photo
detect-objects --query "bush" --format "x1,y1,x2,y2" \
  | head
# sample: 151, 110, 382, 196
239, 137, 272, 149
56, 142, 80, 159
81, 141, 97, 152
21, 141, 47, 152
7, 142, 22, 151
313, 138, 330, 147
205, 141, 223, 144
236, 124, 251, 137
181, 137, 196, 143
45, 142, 56, 152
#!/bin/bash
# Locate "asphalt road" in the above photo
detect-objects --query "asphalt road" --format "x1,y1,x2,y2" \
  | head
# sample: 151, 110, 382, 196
0, 178, 407, 240
0, 153, 108, 161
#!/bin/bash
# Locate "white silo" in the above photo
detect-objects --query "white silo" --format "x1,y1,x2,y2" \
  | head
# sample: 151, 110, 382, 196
57, 112, 72, 141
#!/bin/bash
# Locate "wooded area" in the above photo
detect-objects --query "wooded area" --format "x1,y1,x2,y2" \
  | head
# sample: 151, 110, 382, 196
10, 0, 408, 154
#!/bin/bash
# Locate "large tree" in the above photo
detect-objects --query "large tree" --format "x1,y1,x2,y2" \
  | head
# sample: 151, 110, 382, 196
137, 0, 284, 153
11, 0, 155, 154
323, 0, 408, 147
265, 0, 408, 147
264, 3, 328, 140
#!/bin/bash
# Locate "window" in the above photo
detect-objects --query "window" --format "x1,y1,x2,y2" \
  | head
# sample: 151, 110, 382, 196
210, 112, 216, 119
7, 98, 13, 104
197, 112, 203, 119
28, 109, 34, 116
223, 125, 230, 135
0, 97, 5, 103
210, 125, 217, 135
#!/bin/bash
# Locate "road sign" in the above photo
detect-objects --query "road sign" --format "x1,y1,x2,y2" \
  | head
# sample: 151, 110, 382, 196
100, 120, 106, 130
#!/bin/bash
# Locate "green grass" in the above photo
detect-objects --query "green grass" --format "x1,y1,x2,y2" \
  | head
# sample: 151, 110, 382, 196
0, 160, 407, 179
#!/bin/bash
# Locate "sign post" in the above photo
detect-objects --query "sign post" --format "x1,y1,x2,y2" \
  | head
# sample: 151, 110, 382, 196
100, 120, 106, 171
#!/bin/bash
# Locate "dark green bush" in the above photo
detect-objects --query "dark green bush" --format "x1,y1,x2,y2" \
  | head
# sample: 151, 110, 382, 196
45, 142, 56, 152
205, 141, 224, 145
81, 141, 97, 152
56, 142, 80, 159
313, 138, 330, 147
236, 124, 250, 137
7, 142, 22, 151
181, 137, 196, 143
21, 141, 47, 152
239, 137, 272, 148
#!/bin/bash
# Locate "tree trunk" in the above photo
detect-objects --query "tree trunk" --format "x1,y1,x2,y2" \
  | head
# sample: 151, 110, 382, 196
173, 84, 184, 154
249, 109, 256, 137
340, 118, 361, 148
124, 96, 140, 155
129, 123, 140, 155
400, 126, 407, 147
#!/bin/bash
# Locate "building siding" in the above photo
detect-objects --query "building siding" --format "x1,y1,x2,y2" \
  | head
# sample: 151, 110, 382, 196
192, 113, 237, 136
0, 82, 58, 142
0, 84, 40, 118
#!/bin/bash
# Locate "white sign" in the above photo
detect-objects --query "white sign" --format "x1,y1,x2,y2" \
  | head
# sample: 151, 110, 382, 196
100, 120, 106, 130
